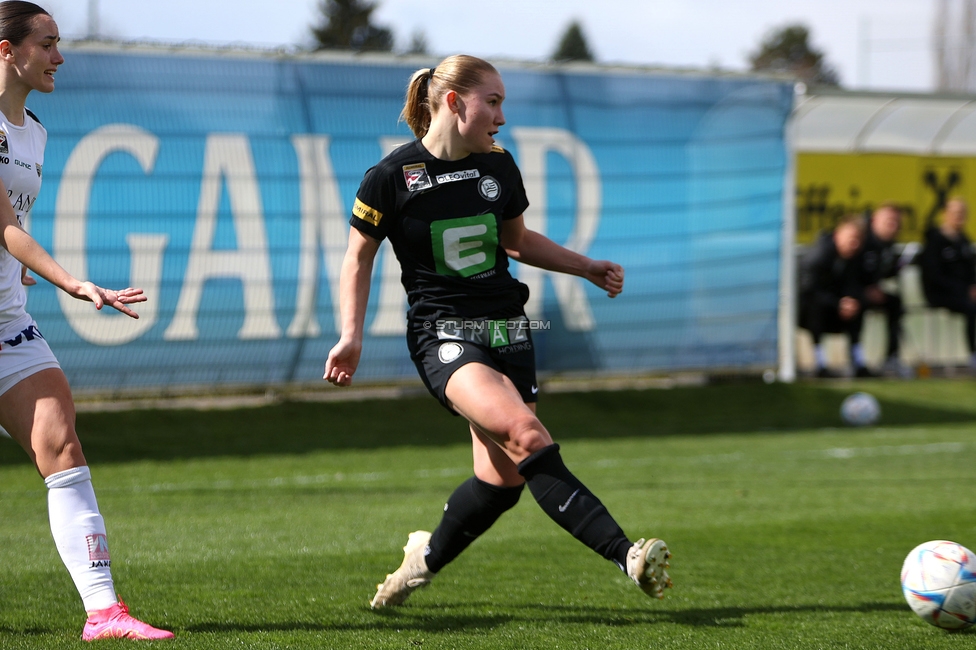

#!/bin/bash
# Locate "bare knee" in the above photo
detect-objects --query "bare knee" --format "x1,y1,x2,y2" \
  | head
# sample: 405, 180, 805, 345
0, 369, 85, 477
504, 414, 552, 462
31, 425, 86, 478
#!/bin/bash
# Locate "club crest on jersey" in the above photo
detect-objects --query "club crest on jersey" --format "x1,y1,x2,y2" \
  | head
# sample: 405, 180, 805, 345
478, 175, 500, 201
438, 342, 464, 364
403, 163, 432, 191
435, 169, 480, 185
0, 130, 7, 155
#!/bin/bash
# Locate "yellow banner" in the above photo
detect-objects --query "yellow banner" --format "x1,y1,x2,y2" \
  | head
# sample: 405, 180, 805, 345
795, 153, 976, 243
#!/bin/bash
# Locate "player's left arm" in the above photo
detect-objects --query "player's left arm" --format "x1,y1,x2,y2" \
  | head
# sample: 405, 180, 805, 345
0, 177, 145, 318
501, 214, 623, 298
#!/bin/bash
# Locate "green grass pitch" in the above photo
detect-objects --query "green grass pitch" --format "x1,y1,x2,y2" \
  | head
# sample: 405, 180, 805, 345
0, 378, 975, 649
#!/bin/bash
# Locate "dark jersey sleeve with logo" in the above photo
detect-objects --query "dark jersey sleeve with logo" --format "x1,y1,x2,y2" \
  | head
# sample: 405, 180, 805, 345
350, 140, 530, 319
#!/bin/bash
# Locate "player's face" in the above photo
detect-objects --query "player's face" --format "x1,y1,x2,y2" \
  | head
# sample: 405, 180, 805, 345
456, 72, 506, 154
871, 207, 900, 242
9, 15, 63, 94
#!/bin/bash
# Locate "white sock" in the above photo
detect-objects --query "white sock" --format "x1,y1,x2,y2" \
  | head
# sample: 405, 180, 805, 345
814, 345, 827, 369
45, 466, 118, 612
851, 344, 866, 368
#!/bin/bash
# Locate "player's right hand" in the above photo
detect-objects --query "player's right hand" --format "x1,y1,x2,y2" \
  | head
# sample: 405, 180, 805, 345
324, 339, 362, 387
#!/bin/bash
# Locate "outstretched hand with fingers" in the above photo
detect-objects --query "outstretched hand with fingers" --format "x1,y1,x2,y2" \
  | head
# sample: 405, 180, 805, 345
74, 283, 147, 319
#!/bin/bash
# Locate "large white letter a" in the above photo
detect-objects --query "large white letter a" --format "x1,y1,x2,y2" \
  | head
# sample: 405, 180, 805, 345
164, 134, 280, 340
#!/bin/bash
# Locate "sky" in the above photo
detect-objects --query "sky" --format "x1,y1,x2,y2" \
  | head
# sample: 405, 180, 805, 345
41, 0, 935, 92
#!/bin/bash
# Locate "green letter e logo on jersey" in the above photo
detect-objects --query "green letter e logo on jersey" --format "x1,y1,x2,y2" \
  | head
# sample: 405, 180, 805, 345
430, 214, 498, 277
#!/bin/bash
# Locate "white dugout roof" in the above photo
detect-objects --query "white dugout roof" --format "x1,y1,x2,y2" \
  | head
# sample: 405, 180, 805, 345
793, 89, 976, 155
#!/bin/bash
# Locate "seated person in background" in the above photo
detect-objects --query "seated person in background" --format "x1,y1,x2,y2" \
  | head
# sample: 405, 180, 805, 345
920, 197, 976, 370
860, 203, 910, 376
799, 215, 872, 377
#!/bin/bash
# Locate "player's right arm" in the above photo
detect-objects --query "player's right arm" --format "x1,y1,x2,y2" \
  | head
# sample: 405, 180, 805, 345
324, 227, 381, 386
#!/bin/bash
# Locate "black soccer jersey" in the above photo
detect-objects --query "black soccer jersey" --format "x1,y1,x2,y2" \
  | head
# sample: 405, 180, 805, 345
350, 139, 530, 320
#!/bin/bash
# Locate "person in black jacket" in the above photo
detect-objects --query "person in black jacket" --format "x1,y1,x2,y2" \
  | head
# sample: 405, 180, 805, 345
860, 203, 910, 375
799, 215, 871, 377
920, 197, 976, 369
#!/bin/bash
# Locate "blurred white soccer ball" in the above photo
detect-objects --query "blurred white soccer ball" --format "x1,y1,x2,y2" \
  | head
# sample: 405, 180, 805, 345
840, 392, 880, 426
901, 540, 976, 629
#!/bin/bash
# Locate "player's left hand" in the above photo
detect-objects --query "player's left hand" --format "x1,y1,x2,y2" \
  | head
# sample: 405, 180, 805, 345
20, 265, 35, 286
585, 260, 624, 298
77, 282, 147, 319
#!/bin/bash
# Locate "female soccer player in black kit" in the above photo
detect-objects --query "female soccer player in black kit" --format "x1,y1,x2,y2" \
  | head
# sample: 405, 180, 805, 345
324, 55, 672, 608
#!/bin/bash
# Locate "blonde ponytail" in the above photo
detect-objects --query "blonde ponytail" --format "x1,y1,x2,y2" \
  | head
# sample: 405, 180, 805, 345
400, 67, 434, 138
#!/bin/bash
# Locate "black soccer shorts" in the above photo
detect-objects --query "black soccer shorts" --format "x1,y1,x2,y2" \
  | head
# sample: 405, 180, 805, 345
407, 316, 538, 415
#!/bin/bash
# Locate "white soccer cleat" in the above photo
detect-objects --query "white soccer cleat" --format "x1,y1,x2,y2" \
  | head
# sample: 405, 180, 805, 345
626, 537, 672, 599
370, 530, 435, 608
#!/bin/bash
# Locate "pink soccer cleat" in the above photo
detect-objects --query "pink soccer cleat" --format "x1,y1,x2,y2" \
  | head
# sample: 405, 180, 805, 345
82, 599, 174, 641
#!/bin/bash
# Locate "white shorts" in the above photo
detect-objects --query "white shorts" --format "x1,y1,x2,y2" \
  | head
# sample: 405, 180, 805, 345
0, 321, 61, 397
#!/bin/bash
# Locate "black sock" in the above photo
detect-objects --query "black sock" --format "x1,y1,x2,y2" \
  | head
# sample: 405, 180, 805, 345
517, 444, 631, 569
425, 477, 524, 574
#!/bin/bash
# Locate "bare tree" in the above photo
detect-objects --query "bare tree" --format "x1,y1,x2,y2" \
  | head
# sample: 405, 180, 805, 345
405, 29, 428, 56
934, 0, 976, 91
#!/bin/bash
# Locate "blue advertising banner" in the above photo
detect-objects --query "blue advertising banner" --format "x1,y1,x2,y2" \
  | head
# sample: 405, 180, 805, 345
22, 48, 793, 391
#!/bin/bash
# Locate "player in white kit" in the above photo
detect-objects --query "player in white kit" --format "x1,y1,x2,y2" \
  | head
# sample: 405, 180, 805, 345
0, 2, 172, 641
